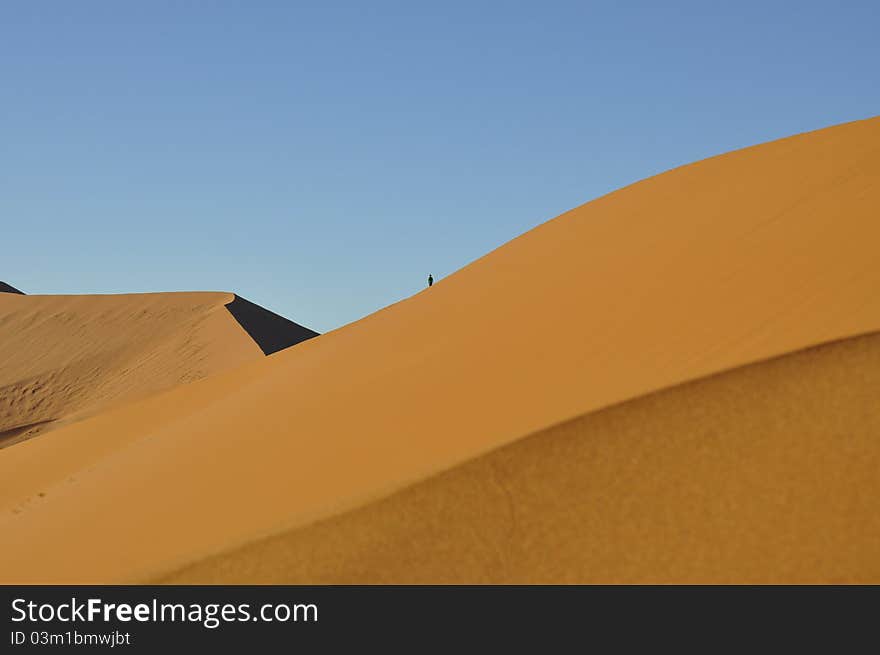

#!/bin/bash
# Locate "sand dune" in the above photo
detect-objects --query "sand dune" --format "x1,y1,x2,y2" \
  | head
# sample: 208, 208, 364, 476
164, 332, 880, 584
0, 292, 315, 447
0, 116, 878, 583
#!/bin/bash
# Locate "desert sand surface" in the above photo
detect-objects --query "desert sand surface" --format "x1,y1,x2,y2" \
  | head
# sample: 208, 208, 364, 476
164, 332, 880, 584
0, 292, 260, 447
0, 116, 878, 583
0, 292, 316, 447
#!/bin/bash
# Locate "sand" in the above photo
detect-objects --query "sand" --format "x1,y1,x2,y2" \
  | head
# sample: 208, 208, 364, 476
164, 332, 880, 584
0, 292, 261, 447
0, 115, 878, 583
0, 292, 317, 448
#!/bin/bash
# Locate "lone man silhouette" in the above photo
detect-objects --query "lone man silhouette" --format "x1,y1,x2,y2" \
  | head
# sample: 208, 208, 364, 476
427, 274, 434, 287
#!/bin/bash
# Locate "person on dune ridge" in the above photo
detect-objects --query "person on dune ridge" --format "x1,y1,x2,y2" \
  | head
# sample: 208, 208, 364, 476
427, 274, 433, 287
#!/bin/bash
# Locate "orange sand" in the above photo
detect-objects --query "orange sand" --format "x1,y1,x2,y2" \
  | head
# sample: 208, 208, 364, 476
165, 332, 880, 584
0, 116, 878, 583
0, 292, 261, 447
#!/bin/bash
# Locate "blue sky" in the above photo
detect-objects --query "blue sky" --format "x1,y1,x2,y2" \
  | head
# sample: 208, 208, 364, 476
2, 1, 878, 331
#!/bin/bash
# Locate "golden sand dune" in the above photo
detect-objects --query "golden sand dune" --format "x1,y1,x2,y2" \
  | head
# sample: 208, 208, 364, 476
164, 332, 880, 584
0, 116, 878, 583
0, 292, 317, 448
0, 292, 260, 447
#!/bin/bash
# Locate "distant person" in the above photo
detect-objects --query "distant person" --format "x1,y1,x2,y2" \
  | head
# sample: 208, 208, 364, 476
427, 274, 434, 287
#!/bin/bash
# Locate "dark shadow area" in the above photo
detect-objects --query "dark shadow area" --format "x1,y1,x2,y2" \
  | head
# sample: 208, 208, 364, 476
225, 295, 319, 356
0, 420, 56, 449
0, 282, 24, 294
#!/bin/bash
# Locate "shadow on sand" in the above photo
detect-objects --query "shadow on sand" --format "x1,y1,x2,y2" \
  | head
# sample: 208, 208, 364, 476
225, 295, 318, 356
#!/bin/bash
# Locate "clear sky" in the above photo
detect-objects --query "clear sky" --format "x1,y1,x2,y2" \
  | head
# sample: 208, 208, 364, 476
2, 1, 878, 331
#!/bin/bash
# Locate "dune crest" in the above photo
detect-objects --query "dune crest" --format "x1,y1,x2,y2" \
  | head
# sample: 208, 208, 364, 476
0, 116, 879, 583
0, 292, 315, 447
